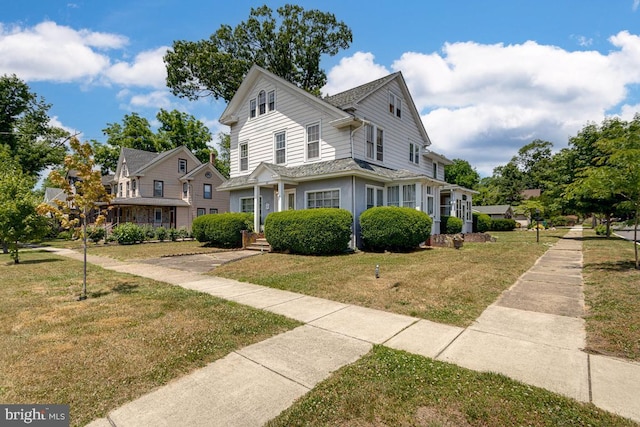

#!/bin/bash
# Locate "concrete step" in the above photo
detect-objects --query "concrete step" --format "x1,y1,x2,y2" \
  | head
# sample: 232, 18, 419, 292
246, 238, 271, 252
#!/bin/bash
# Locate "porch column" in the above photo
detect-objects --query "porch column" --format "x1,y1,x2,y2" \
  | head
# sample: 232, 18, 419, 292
253, 184, 260, 232
415, 182, 422, 211
450, 190, 456, 216
277, 181, 285, 212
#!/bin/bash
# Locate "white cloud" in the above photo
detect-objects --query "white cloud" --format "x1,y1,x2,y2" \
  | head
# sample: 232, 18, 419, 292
325, 32, 640, 175
322, 52, 390, 96
104, 46, 169, 89
0, 21, 127, 82
127, 90, 172, 109
633, 0, 640, 11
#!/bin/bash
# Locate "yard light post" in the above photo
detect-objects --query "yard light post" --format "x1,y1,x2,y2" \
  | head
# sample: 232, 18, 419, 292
535, 209, 540, 244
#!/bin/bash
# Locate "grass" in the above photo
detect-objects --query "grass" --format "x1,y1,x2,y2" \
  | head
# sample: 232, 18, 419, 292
42, 239, 228, 260
268, 346, 635, 427
0, 250, 300, 427
214, 230, 567, 327
582, 229, 640, 361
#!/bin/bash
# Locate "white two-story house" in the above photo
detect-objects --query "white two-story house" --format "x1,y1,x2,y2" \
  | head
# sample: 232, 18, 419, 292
218, 65, 474, 248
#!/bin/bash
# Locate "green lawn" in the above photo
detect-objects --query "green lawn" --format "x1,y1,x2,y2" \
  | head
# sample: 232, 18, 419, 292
214, 230, 567, 327
0, 250, 300, 427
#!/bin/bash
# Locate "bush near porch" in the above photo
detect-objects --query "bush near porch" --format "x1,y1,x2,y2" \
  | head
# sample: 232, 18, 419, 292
192, 212, 253, 248
265, 208, 352, 255
360, 206, 432, 252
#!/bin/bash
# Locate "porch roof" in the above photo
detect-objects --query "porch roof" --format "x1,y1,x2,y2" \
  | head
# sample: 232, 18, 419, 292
110, 197, 190, 207
217, 158, 434, 191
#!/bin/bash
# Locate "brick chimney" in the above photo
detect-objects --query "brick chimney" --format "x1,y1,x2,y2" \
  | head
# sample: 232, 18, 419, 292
210, 152, 216, 164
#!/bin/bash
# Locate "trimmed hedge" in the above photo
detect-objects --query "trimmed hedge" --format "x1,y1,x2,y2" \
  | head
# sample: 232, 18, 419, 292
490, 218, 517, 231
192, 212, 253, 248
360, 206, 432, 252
440, 215, 463, 234
265, 208, 352, 255
472, 212, 492, 233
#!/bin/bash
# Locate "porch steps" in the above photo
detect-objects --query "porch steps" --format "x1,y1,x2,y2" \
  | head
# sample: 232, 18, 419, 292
245, 237, 271, 252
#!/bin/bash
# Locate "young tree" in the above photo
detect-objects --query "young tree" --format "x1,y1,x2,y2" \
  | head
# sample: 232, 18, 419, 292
164, 4, 352, 101
0, 147, 49, 263
0, 74, 68, 176
39, 137, 113, 298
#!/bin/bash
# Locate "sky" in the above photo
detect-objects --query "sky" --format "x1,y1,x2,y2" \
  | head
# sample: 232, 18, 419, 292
3, 1, 640, 177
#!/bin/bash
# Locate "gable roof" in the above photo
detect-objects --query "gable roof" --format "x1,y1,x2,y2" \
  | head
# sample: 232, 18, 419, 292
325, 71, 432, 146
219, 65, 352, 126
115, 146, 201, 178
180, 161, 227, 182
217, 158, 442, 191
44, 187, 66, 205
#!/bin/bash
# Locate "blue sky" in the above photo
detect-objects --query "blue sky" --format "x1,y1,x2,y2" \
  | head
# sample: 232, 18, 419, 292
3, 1, 640, 176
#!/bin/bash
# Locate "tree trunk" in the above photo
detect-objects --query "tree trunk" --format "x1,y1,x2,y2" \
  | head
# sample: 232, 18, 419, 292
2, 240, 7, 254
635, 210, 639, 270
605, 213, 612, 238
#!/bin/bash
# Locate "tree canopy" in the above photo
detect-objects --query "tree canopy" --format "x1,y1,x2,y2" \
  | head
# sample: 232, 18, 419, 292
164, 4, 352, 101
444, 158, 480, 189
0, 74, 68, 176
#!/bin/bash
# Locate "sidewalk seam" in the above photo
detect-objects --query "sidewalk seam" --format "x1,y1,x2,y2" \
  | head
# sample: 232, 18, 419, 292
233, 351, 312, 391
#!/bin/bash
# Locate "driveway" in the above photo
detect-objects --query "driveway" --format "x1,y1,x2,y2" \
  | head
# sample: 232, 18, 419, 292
139, 250, 261, 274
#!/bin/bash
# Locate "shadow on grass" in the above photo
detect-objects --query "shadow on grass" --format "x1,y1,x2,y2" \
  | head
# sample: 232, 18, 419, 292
90, 283, 140, 298
584, 260, 638, 271
12, 258, 63, 265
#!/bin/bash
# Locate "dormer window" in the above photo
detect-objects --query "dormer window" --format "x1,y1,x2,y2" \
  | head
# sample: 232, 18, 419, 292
389, 92, 402, 119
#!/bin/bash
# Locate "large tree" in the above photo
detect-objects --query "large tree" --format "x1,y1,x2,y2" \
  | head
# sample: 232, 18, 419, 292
512, 139, 554, 191
444, 158, 480, 189
571, 116, 640, 269
0, 74, 68, 176
164, 4, 352, 101
0, 147, 49, 263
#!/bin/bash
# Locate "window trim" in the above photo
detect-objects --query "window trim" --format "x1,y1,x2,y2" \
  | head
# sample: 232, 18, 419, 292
178, 158, 187, 174
249, 99, 257, 118
209, 208, 218, 214
268, 90, 276, 112
389, 92, 402, 119
258, 90, 266, 115
376, 127, 384, 162
366, 185, 385, 209
306, 122, 321, 161
196, 208, 206, 217
274, 130, 286, 164
203, 183, 212, 199
154, 207, 162, 223
305, 188, 340, 209
239, 141, 249, 172
182, 182, 188, 198
239, 196, 261, 214
409, 142, 420, 165
153, 180, 164, 197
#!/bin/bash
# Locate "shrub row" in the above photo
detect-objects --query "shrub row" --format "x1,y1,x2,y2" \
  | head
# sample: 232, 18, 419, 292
490, 218, 517, 231
109, 223, 190, 245
192, 212, 253, 248
360, 207, 432, 252
265, 208, 352, 255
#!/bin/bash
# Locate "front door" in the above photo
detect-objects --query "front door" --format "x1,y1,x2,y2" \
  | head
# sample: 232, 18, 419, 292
285, 190, 296, 210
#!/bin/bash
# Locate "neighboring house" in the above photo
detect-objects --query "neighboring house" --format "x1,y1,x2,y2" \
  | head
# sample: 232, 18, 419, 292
521, 189, 541, 200
218, 65, 474, 248
104, 146, 229, 230
473, 205, 515, 220
441, 184, 478, 233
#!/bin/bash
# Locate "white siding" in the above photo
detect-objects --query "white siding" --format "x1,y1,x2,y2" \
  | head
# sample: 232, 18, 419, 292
229, 75, 351, 178
351, 79, 429, 174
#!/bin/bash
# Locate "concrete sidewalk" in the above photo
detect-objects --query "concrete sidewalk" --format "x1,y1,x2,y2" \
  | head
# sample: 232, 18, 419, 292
46, 228, 640, 426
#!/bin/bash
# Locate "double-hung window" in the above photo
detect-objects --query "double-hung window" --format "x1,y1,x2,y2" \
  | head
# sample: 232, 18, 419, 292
409, 142, 420, 164
249, 99, 256, 118
274, 131, 286, 164
306, 123, 320, 160
178, 158, 187, 174
203, 184, 212, 199
268, 90, 275, 112
197, 208, 206, 217
402, 184, 416, 208
153, 180, 164, 197
365, 124, 383, 162
387, 186, 399, 207
389, 92, 402, 118
426, 186, 435, 217
307, 189, 340, 209
366, 186, 384, 209
258, 90, 266, 115
239, 142, 248, 171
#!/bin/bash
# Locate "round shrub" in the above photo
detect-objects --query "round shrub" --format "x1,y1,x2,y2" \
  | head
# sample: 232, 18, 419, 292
360, 206, 432, 252
265, 208, 352, 255
86, 226, 105, 243
595, 224, 607, 235
192, 212, 253, 248
490, 218, 517, 231
111, 222, 145, 245
472, 212, 492, 233
155, 226, 167, 241
445, 216, 463, 234
168, 227, 179, 241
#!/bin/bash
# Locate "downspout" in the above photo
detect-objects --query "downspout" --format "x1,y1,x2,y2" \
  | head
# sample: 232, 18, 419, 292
349, 119, 366, 249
